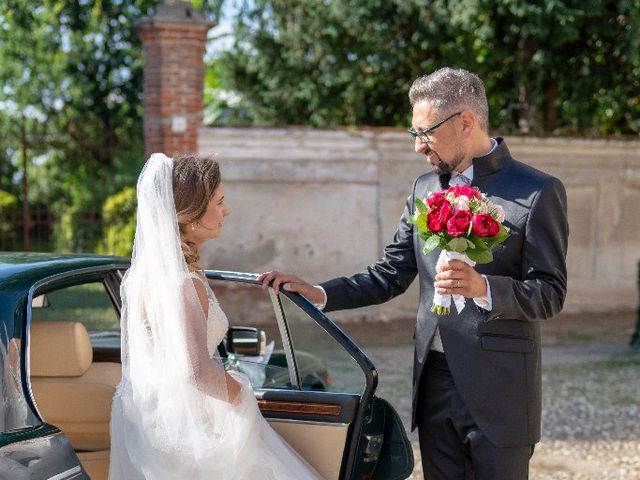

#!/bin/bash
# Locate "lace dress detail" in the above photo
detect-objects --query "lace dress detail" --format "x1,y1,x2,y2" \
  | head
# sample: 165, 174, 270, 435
205, 292, 228, 358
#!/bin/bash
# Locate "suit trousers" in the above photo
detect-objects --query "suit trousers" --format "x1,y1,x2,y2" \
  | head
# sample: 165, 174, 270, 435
417, 351, 534, 480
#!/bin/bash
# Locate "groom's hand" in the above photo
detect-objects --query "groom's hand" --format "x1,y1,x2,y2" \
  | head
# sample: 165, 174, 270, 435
434, 260, 486, 298
258, 271, 325, 306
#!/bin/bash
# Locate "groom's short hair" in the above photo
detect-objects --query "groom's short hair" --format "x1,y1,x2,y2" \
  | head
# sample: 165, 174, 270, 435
409, 67, 489, 132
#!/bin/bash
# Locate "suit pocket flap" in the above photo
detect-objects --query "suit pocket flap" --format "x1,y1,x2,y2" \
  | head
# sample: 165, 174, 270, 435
481, 334, 534, 353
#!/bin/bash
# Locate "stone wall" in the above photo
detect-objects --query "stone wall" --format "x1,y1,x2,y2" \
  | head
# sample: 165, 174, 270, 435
198, 127, 640, 320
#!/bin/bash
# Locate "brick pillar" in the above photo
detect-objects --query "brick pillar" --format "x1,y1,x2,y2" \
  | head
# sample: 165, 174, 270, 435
138, 1, 213, 158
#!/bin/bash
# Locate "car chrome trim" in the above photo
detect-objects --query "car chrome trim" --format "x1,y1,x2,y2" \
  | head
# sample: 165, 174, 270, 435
205, 270, 260, 283
269, 288, 301, 389
47, 465, 83, 480
103, 269, 126, 316
0, 423, 62, 448
266, 418, 349, 428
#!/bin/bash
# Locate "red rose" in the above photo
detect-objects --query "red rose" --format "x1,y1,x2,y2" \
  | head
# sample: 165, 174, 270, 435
471, 213, 500, 237
426, 191, 448, 209
427, 201, 452, 232
446, 210, 473, 237
447, 185, 481, 200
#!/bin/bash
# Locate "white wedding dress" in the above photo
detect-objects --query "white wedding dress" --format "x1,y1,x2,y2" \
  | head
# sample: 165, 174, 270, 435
108, 154, 323, 480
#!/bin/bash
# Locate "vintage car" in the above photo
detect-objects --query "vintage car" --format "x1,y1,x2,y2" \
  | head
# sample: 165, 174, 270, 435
0, 253, 413, 480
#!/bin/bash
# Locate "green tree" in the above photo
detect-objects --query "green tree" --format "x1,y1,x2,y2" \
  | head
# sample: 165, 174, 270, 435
0, 190, 19, 250
0, 0, 156, 251
215, 0, 475, 127
97, 186, 137, 257
471, 0, 640, 135
213, 0, 640, 135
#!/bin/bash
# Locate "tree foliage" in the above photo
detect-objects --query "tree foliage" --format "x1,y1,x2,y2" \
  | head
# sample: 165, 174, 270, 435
1, 0, 154, 169
97, 186, 137, 256
214, 0, 640, 136
0, 0, 156, 250
0, 190, 19, 250
0, 0, 222, 252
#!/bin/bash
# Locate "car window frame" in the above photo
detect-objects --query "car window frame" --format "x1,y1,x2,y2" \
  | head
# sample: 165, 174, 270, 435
267, 288, 302, 389
25, 265, 125, 423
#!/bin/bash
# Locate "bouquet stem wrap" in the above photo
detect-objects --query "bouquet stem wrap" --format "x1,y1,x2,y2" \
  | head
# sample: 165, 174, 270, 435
432, 250, 476, 315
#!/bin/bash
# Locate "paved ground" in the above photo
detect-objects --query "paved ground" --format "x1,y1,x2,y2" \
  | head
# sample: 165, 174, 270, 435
338, 311, 640, 479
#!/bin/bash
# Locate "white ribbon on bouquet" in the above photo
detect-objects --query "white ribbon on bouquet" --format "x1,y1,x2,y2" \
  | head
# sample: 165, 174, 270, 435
432, 250, 476, 315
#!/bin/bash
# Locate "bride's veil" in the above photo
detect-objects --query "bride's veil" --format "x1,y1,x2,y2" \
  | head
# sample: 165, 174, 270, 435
114, 153, 231, 470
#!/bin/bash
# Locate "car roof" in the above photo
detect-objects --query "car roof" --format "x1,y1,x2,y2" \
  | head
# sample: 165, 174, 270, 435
0, 252, 130, 337
0, 252, 129, 306
0, 252, 129, 286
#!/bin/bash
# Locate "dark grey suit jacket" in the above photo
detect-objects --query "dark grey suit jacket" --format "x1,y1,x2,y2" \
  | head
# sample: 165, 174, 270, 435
320, 138, 568, 448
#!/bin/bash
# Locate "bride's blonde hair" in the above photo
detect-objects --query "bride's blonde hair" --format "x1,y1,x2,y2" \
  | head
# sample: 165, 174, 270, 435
172, 153, 221, 269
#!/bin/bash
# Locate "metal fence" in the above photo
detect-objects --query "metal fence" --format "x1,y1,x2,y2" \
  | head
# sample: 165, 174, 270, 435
0, 208, 102, 252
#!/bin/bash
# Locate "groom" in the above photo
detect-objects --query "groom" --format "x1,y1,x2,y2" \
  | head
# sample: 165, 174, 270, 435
261, 67, 568, 479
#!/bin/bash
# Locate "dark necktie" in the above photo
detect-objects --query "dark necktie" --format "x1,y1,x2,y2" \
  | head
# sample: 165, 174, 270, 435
439, 173, 451, 190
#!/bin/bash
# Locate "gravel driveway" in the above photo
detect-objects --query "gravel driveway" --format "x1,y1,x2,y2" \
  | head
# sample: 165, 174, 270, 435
339, 312, 640, 479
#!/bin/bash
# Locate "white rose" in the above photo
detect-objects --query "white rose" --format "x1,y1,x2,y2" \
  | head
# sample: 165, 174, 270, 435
453, 195, 470, 211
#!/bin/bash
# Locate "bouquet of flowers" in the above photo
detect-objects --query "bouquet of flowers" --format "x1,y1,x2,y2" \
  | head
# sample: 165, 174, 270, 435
409, 184, 510, 315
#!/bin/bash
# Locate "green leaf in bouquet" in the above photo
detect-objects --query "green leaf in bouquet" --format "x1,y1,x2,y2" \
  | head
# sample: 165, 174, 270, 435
422, 234, 441, 254
466, 247, 493, 264
416, 212, 427, 232
469, 235, 489, 250
446, 237, 468, 253
415, 198, 428, 214
484, 225, 510, 248
494, 224, 510, 244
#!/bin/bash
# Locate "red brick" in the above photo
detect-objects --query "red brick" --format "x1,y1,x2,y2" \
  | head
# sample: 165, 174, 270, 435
138, 12, 211, 158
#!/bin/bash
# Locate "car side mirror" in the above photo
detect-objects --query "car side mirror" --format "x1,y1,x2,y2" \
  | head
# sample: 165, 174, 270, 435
227, 327, 266, 356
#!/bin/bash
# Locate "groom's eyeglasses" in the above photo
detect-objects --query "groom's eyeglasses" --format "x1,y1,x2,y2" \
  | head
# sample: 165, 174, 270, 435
408, 111, 462, 143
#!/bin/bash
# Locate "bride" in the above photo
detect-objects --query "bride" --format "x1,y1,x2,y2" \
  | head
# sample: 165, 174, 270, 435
109, 153, 323, 479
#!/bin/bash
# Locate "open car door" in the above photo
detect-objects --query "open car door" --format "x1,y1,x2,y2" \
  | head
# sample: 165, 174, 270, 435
206, 271, 414, 480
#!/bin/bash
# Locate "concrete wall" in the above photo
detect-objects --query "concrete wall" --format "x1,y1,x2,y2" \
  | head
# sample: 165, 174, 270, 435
198, 127, 640, 320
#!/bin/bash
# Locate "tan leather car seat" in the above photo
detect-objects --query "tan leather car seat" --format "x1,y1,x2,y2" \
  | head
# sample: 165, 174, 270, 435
30, 321, 121, 480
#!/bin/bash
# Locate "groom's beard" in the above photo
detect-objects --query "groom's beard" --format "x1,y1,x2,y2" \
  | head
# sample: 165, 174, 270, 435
427, 149, 465, 175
